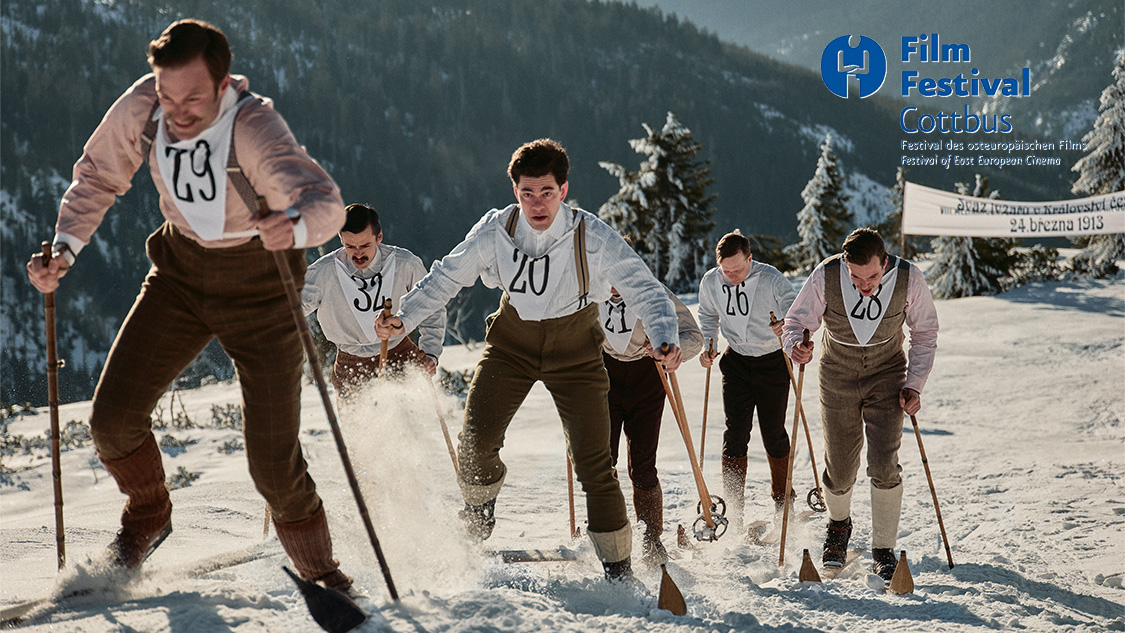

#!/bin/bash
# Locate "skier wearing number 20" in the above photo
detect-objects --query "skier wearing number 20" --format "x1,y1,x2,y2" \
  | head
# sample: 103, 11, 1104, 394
302, 203, 445, 402
696, 231, 798, 533
375, 139, 683, 583
784, 228, 939, 583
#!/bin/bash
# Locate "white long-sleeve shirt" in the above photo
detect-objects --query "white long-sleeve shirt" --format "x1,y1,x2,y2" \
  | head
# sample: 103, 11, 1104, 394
783, 258, 939, 393
303, 244, 445, 359
697, 261, 796, 357
397, 203, 679, 348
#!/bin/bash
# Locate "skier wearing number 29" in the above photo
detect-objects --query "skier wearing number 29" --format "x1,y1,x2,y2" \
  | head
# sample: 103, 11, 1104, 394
783, 228, 939, 582
24, 20, 354, 590
375, 139, 683, 583
302, 203, 445, 402
697, 230, 798, 534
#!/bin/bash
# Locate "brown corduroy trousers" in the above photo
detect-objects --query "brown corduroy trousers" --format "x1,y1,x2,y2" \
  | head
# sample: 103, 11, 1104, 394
458, 298, 629, 534
89, 223, 322, 525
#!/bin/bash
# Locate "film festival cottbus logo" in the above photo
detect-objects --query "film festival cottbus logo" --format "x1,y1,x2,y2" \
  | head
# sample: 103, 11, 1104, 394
821, 35, 887, 99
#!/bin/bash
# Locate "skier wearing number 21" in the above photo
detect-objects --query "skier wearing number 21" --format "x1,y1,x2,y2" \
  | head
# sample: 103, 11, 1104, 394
784, 228, 939, 583
375, 139, 683, 583
697, 230, 798, 534
302, 203, 445, 402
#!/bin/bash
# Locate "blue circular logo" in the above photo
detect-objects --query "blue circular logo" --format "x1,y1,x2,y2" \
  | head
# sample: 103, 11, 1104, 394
821, 35, 887, 99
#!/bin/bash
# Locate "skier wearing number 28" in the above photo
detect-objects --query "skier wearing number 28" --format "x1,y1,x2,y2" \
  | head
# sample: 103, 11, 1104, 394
375, 139, 683, 582
783, 228, 938, 582
302, 203, 445, 401
25, 20, 354, 590
697, 230, 798, 533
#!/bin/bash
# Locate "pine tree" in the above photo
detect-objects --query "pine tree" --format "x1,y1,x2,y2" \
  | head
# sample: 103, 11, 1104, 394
928, 175, 1018, 299
875, 167, 918, 259
785, 133, 853, 273
598, 112, 716, 292
1070, 49, 1125, 278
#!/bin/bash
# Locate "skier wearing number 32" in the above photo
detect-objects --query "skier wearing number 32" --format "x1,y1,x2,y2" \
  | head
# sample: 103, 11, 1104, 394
375, 139, 682, 583
783, 228, 939, 583
302, 202, 445, 402
697, 231, 798, 534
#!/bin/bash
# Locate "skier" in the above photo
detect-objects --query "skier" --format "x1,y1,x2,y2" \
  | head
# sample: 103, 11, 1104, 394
600, 284, 702, 566
26, 19, 353, 590
697, 230, 797, 532
784, 228, 938, 582
302, 202, 444, 402
374, 139, 683, 582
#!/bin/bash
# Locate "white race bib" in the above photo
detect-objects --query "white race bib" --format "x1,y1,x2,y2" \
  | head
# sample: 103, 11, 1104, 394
155, 94, 247, 241
599, 298, 638, 354
839, 257, 899, 345
495, 227, 575, 321
334, 255, 397, 345
714, 272, 759, 344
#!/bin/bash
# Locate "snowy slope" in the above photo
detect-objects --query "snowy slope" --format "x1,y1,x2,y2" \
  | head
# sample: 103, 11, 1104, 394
1, 275, 1123, 632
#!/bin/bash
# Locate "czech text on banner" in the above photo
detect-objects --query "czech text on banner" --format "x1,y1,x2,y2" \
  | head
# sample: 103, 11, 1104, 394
902, 181, 1125, 238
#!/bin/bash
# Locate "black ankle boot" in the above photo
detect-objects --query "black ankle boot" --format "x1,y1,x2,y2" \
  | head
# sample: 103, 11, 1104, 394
872, 548, 897, 583
603, 557, 634, 583
458, 498, 496, 541
822, 517, 852, 569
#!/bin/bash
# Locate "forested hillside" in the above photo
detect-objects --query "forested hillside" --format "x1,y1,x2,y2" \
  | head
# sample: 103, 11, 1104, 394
0, 0, 1064, 404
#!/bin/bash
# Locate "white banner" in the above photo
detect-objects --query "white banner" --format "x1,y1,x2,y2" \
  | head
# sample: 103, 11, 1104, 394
902, 181, 1125, 238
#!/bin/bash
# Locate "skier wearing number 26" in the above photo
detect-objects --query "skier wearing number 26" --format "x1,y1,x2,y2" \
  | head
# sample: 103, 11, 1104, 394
783, 228, 939, 582
375, 139, 683, 583
697, 230, 798, 534
302, 203, 445, 402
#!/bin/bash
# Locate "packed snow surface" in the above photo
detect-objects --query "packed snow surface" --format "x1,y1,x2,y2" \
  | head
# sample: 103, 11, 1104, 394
2, 276, 1123, 632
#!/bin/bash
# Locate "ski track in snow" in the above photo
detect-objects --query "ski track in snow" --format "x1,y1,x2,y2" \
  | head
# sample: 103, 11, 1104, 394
1, 276, 1123, 632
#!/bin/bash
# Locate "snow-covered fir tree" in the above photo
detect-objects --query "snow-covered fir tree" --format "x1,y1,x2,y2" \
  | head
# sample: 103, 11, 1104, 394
875, 167, 919, 259
598, 112, 716, 292
928, 175, 1018, 299
1070, 48, 1125, 278
785, 133, 853, 273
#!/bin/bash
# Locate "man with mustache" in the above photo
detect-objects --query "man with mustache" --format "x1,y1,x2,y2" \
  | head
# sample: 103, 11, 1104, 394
784, 228, 938, 583
303, 203, 444, 401
26, 19, 352, 590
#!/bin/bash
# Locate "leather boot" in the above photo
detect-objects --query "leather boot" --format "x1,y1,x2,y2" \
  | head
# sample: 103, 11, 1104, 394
99, 433, 173, 568
633, 484, 667, 566
274, 504, 352, 591
721, 455, 747, 531
767, 454, 796, 511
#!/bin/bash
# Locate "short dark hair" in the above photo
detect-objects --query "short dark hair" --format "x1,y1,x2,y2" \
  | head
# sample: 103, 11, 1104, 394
342, 203, 381, 235
147, 19, 232, 87
508, 139, 569, 186
716, 230, 751, 261
842, 228, 887, 265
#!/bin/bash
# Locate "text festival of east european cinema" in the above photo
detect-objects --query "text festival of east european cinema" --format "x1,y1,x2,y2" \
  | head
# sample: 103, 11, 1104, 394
901, 154, 1062, 168
900, 139, 1085, 168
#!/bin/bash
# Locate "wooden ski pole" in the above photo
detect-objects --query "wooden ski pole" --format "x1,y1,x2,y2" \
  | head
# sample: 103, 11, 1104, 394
41, 243, 66, 570
778, 329, 810, 567
258, 199, 398, 602
654, 351, 718, 536
566, 453, 579, 538
910, 414, 955, 569
698, 338, 714, 468
379, 298, 392, 369
769, 312, 825, 511
426, 380, 459, 477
